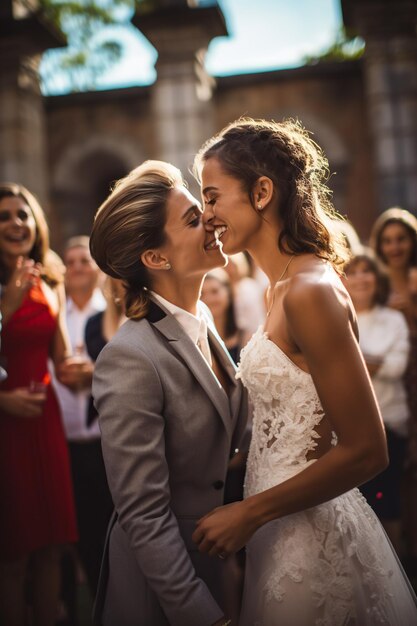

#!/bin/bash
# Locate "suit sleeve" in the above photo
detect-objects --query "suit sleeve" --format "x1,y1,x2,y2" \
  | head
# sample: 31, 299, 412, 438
93, 338, 223, 626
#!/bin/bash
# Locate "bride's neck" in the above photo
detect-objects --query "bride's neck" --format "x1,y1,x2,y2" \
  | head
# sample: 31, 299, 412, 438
248, 236, 294, 285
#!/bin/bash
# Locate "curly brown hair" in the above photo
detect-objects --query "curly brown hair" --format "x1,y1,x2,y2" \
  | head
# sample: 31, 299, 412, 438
194, 117, 349, 270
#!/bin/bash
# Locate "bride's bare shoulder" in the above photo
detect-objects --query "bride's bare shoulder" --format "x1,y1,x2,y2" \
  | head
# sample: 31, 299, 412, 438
283, 261, 355, 333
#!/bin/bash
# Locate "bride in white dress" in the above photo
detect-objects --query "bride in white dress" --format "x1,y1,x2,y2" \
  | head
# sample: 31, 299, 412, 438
192, 118, 417, 625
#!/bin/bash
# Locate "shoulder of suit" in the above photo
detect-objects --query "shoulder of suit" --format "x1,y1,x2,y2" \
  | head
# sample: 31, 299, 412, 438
97, 317, 156, 360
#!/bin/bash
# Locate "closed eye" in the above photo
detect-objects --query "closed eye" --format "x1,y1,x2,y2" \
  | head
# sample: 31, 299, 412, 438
188, 215, 201, 228
205, 198, 216, 206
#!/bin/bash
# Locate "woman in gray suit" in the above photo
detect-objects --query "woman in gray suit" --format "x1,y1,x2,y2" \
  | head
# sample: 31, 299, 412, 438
89, 160, 248, 626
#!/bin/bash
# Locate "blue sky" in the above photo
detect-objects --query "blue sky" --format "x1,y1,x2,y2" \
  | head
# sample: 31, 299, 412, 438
40, 0, 344, 94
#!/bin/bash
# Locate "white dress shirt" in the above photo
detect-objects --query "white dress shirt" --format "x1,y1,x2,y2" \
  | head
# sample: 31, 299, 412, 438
357, 305, 410, 436
53, 288, 106, 441
150, 292, 213, 367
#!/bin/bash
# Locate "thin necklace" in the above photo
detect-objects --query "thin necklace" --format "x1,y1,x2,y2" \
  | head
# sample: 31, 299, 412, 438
266, 255, 295, 317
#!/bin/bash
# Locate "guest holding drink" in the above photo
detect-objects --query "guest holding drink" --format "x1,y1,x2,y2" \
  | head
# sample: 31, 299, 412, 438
0, 183, 77, 626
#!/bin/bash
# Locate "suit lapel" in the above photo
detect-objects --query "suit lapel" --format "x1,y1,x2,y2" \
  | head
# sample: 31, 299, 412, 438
146, 299, 233, 436
206, 320, 248, 454
207, 326, 242, 427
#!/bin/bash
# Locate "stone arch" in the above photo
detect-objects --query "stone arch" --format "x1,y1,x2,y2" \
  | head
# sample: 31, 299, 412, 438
51, 136, 142, 247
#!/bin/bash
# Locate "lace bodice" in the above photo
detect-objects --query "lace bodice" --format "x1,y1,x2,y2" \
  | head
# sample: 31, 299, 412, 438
237, 327, 333, 496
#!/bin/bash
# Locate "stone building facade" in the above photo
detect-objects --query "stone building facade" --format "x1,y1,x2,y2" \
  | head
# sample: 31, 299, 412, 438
1, 0, 416, 251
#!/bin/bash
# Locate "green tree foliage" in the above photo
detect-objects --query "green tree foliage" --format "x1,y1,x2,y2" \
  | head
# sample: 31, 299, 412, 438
39, 0, 137, 92
304, 27, 365, 65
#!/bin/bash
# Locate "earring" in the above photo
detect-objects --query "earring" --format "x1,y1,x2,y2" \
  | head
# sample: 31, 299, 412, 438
165, 262, 171, 270
257, 203, 262, 211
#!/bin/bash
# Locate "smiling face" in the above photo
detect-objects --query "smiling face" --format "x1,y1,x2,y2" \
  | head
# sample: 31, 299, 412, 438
345, 259, 378, 310
0, 195, 37, 264
64, 245, 100, 294
157, 185, 227, 278
379, 221, 415, 270
201, 157, 263, 255
201, 274, 231, 319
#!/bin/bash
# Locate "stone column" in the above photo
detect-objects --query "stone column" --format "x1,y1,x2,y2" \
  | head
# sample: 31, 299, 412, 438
342, 0, 417, 213
0, 0, 65, 204
132, 2, 227, 189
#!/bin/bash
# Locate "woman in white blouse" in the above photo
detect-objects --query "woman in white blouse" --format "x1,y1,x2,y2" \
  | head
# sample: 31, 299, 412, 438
345, 253, 410, 555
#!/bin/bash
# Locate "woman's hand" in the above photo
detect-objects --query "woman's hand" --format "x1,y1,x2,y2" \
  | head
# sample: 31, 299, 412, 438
192, 501, 257, 557
388, 291, 410, 312
0, 388, 46, 418
56, 357, 93, 391
1, 257, 41, 323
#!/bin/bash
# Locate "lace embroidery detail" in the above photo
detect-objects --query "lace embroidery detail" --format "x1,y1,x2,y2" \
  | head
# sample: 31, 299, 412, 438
237, 328, 327, 496
237, 327, 397, 625
255, 489, 394, 625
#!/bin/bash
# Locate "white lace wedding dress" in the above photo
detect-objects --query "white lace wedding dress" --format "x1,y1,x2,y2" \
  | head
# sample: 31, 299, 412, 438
237, 327, 417, 626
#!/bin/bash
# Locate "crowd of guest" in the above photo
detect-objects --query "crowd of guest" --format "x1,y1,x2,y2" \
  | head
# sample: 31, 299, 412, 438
0, 179, 417, 624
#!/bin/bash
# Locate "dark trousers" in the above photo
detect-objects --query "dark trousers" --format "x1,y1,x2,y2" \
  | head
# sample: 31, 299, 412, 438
68, 439, 113, 595
61, 438, 113, 625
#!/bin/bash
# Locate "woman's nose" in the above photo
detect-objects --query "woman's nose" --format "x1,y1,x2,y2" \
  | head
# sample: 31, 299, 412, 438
12, 214, 24, 226
203, 207, 215, 229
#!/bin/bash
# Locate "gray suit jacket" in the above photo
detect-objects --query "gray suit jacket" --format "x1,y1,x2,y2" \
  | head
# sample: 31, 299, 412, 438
92, 298, 248, 626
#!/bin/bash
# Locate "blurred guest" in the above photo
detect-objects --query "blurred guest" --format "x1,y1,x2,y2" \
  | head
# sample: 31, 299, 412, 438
201, 269, 243, 364
331, 217, 364, 256
54, 236, 105, 438
85, 276, 126, 360
53, 237, 109, 615
225, 252, 266, 345
371, 208, 417, 570
344, 253, 410, 554
0, 285, 7, 382
0, 183, 77, 626
84, 276, 127, 454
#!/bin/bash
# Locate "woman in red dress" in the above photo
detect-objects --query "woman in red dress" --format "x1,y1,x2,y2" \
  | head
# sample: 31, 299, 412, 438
0, 183, 78, 626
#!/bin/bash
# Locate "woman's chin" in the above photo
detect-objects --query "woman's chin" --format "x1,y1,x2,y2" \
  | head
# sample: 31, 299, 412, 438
387, 256, 409, 269
206, 248, 228, 268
